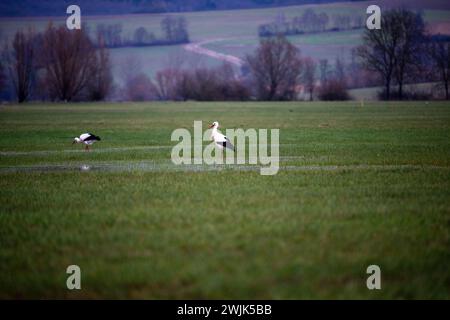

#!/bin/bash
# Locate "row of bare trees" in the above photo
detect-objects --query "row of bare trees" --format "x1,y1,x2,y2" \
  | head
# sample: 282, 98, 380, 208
2, 25, 113, 102
255, 8, 450, 101
159, 65, 249, 101
429, 38, 450, 100
120, 63, 249, 102
357, 8, 450, 100
245, 35, 350, 101
96, 16, 189, 48
117, 35, 349, 102
4, 8, 448, 103
0, 28, 348, 102
259, 9, 364, 37
2, 29, 35, 102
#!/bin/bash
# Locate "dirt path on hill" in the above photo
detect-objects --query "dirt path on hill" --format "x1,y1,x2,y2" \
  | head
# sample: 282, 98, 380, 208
183, 38, 245, 66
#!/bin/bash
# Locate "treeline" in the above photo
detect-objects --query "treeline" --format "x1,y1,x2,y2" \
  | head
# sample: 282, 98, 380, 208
2, 8, 450, 103
1, 24, 113, 102
258, 9, 364, 37
91, 14, 450, 103
357, 9, 450, 100
119, 36, 351, 102
96, 16, 189, 48
0, 16, 189, 102
1, 25, 351, 103
121, 63, 250, 102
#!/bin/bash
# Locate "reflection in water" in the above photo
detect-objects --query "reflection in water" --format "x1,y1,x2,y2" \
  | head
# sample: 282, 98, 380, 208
0, 162, 446, 174
0, 162, 259, 173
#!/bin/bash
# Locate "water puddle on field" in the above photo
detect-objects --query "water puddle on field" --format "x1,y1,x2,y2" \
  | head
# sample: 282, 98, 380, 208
0, 145, 173, 156
0, 162, 263, 173
0, 162, 447, 174
0, 144, 294, 157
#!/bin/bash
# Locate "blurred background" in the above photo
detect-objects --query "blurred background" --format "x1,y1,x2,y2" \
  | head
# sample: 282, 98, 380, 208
0, 0, 449, 102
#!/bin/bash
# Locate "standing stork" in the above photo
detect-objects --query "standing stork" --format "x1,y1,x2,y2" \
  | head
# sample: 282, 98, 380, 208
208, 121, 235, 152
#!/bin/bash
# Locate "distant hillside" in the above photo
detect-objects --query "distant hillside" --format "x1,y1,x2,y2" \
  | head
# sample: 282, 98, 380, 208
0, 0, 356, 17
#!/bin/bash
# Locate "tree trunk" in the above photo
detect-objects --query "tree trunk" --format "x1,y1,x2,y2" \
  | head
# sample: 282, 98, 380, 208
445, 81, 449, 100
268, 83, 276, 101
385, 77, 391, 100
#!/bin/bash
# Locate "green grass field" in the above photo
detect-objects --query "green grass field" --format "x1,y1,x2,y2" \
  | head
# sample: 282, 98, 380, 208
0, 101, 449, 299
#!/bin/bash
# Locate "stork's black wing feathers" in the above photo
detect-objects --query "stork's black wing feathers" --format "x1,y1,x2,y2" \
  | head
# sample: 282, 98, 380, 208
85, 134, 101, 141
222, 137, 235, 152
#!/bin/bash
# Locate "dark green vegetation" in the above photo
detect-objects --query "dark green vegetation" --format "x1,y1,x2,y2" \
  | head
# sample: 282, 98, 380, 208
0, 102, 449, 298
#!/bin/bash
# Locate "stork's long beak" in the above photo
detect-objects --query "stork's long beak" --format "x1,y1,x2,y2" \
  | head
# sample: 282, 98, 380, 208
208, 124, 214, 128
72, 140, 76, 145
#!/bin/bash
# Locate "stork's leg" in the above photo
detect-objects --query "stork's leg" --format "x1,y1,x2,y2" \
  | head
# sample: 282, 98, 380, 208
85, 145, 89, 152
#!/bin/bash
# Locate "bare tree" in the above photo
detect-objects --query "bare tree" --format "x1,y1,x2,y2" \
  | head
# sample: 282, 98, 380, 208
124, 73, 157, 101
0, 28, 6, 94
3, 29, 35, 103
161, 16, 175, 42
429, 39, 450, 100
155, 68, 183, 100
175, 16, 189, 42
246, 35, 302, 101
318, 78, 349, 101
39, 24, 98, 101
319, 59, 329, 84
88, 34, 113, 101
161, 16, 189, 43
318, 12, 329, 31
302, 9, 319, 33
392, 10, 425, 99
357, 9, 426, 100
334, 56, 346, 84
0, 60, 5, 94
133, 27, 155, 46
302, 57, 316, 101
97, 23, 123, 48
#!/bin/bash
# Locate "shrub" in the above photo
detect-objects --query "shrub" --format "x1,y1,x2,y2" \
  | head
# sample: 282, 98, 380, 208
318, 79, 349, 100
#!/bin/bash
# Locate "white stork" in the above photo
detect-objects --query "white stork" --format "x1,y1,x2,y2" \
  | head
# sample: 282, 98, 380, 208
72, 133, 101, 151
208, 121, 235, 152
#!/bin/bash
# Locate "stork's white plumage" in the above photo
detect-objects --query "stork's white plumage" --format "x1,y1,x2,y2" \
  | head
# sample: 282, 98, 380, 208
208, 121, 235, 151
73, 133, 101, 151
